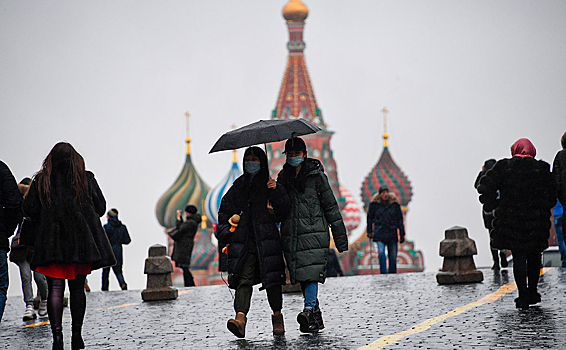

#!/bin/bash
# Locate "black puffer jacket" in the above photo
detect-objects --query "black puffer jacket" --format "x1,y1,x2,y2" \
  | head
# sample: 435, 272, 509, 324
478, 157, 556, 252
366, 192, 405, 244
553, 148, 566, 205
216, 174, 290, 290
22, 171, 116, 270
0, 161, 22, 252
172, 214, 201, 266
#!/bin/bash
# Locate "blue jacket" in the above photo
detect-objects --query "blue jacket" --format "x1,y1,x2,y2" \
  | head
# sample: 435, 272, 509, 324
367, 192, 405, 244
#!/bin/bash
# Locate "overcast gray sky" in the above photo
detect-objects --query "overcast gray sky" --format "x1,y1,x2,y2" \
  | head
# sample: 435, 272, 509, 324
1, 1, 565, 296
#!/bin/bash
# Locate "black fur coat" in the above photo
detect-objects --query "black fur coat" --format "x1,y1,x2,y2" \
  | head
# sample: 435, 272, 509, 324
478, 157, 557, 252
22, 171, 116, 270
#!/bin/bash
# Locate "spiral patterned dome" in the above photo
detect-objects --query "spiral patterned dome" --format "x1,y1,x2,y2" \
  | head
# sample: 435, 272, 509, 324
361, 144, 412, 209
191, 228, 217, 270
339, 185, 362, 231
205, 150, 242, 224
156, 137, 210, 229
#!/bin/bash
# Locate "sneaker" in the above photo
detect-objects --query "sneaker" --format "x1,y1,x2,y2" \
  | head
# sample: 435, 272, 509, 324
38, 300, 48, 317
23, 305, 37, 321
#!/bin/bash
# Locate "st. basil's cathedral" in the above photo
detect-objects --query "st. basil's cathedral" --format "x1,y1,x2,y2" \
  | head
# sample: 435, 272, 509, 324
155, 0, 424, 286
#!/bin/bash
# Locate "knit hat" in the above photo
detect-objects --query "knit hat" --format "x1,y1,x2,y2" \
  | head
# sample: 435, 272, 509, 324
108, 208, 119, 217
185, 205, 197, 214
378, 185, 389, 194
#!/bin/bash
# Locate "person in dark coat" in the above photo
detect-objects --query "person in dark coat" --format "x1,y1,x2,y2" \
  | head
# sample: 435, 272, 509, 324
0, 160, 23, 322
102, 208, 130, 291
325, 248, 343, 277
475, 159, 508, 269
478, 138, 556, 309
216, 146, 290, 338
552, 132, 566, 266
21, 142, 116, 349
172, 205, 201, 287
277, 137, 348, 333
10, 178, 49, 320
366, 185, 405, 274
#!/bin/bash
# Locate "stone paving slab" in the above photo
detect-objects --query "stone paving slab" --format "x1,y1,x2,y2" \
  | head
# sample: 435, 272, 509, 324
1, 268, 565, 349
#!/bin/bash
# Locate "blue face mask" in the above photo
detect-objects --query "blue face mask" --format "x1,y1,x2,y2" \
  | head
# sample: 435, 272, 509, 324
244, 161, 261, 175
286, 155, 304, 167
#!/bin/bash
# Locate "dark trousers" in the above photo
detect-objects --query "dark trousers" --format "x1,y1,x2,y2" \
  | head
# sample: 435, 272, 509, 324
511, 250, 541, 299
180, 266, 195, 287
233, 246, 282, 315
101, 265, 126, 290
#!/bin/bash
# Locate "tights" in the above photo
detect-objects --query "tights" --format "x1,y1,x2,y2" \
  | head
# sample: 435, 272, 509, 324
46, 275, 87, 335
511, 250, 541, 299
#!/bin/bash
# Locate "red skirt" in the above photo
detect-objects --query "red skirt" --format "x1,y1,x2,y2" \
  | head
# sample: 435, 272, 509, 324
36, 263, 92, 279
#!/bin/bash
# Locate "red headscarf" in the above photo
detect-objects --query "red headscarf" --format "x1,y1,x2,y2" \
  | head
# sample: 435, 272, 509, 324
511, 138, 536, 158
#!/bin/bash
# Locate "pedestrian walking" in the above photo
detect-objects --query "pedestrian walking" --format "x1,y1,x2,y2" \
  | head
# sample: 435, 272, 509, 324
0, 160, 23, 322
21, 142, 116, 349
478, 138, 556, 309
366, 185, 405, 274
277, 137, 348, 333
216, 146, 290, 338
552, 131, 566, 267
325, 248, 343, 277
102, 208, 131, 291
475, 159, 508, 269
172, 205, 201, 287
10, 178, 49, 320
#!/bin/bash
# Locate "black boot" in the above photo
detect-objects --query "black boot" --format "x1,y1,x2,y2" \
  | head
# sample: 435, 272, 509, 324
72, 325, 85, 350
500, 251, 508, 268
515, 297, 529, 310
314, 309, 324, 330
297, 308, 319, 333
52, 330, 64, 350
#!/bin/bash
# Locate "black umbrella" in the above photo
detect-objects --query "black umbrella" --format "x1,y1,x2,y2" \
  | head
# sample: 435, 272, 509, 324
209, 118, 321, 153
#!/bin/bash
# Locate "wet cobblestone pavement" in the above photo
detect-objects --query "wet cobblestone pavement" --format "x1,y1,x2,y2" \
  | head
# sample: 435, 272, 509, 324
1, 267, 565, 349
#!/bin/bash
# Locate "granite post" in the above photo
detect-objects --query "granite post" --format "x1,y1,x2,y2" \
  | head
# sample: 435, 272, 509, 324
141, 244, 178, 301
436, 226, 483, 284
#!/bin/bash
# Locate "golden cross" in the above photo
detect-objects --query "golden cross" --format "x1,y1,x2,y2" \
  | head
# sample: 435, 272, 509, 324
185, 111, 190, 138
381, 106, 388, 133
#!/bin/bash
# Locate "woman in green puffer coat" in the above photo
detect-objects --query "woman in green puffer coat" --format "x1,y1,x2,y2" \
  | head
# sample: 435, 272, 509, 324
277, 137, 348, 333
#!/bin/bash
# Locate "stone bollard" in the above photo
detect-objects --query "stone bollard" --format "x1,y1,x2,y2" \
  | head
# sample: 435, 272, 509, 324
436, 226, 483, 284
141, 244, 178, 301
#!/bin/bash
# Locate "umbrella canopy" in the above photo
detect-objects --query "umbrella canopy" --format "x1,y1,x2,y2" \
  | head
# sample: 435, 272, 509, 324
209, 118, 321, 153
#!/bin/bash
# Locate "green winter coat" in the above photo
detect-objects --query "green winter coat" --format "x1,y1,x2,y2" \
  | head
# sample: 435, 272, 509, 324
277, 158, 348, 285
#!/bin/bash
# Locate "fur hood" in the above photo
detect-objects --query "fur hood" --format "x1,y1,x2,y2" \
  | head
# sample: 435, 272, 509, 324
371, 191, 400, 205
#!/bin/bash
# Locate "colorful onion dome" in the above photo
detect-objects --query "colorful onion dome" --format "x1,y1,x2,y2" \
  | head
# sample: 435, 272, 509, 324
340, 185, 362, 231
191, 227, 217, 270
282, 0, 309, 22
361, 108, 412, 209
156, 136, 210, 229
205, 150, 242, 224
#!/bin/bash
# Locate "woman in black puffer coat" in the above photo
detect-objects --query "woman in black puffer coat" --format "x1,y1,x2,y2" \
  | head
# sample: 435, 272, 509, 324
216, 146, 290, 338
478, 138, 556, 309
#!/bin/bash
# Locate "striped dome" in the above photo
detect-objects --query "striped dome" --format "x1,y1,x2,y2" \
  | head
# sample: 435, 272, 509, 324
361, 146, 412, 209
191, 229, 217, 270
156, 138, 210, 228
339, 185, 362, 231
205, 151, 242, 224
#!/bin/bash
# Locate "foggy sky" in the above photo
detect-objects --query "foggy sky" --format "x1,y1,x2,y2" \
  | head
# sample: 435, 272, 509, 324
1, 0, 565, 296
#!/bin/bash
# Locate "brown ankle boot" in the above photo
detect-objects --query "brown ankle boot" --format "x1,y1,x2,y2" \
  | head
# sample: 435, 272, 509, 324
272, 313, 285, 335
227, 312, 247, 338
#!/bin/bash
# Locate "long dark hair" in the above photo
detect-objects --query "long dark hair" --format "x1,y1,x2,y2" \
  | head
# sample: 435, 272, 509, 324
35, 142, 89, 207
243, 146, 270, 183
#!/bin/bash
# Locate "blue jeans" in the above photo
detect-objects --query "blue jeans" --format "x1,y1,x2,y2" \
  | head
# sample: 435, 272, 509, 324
376, 241, 398, 274
300, 282, 319, 311
555, 214, 566, 267
0, 250, 8, 321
